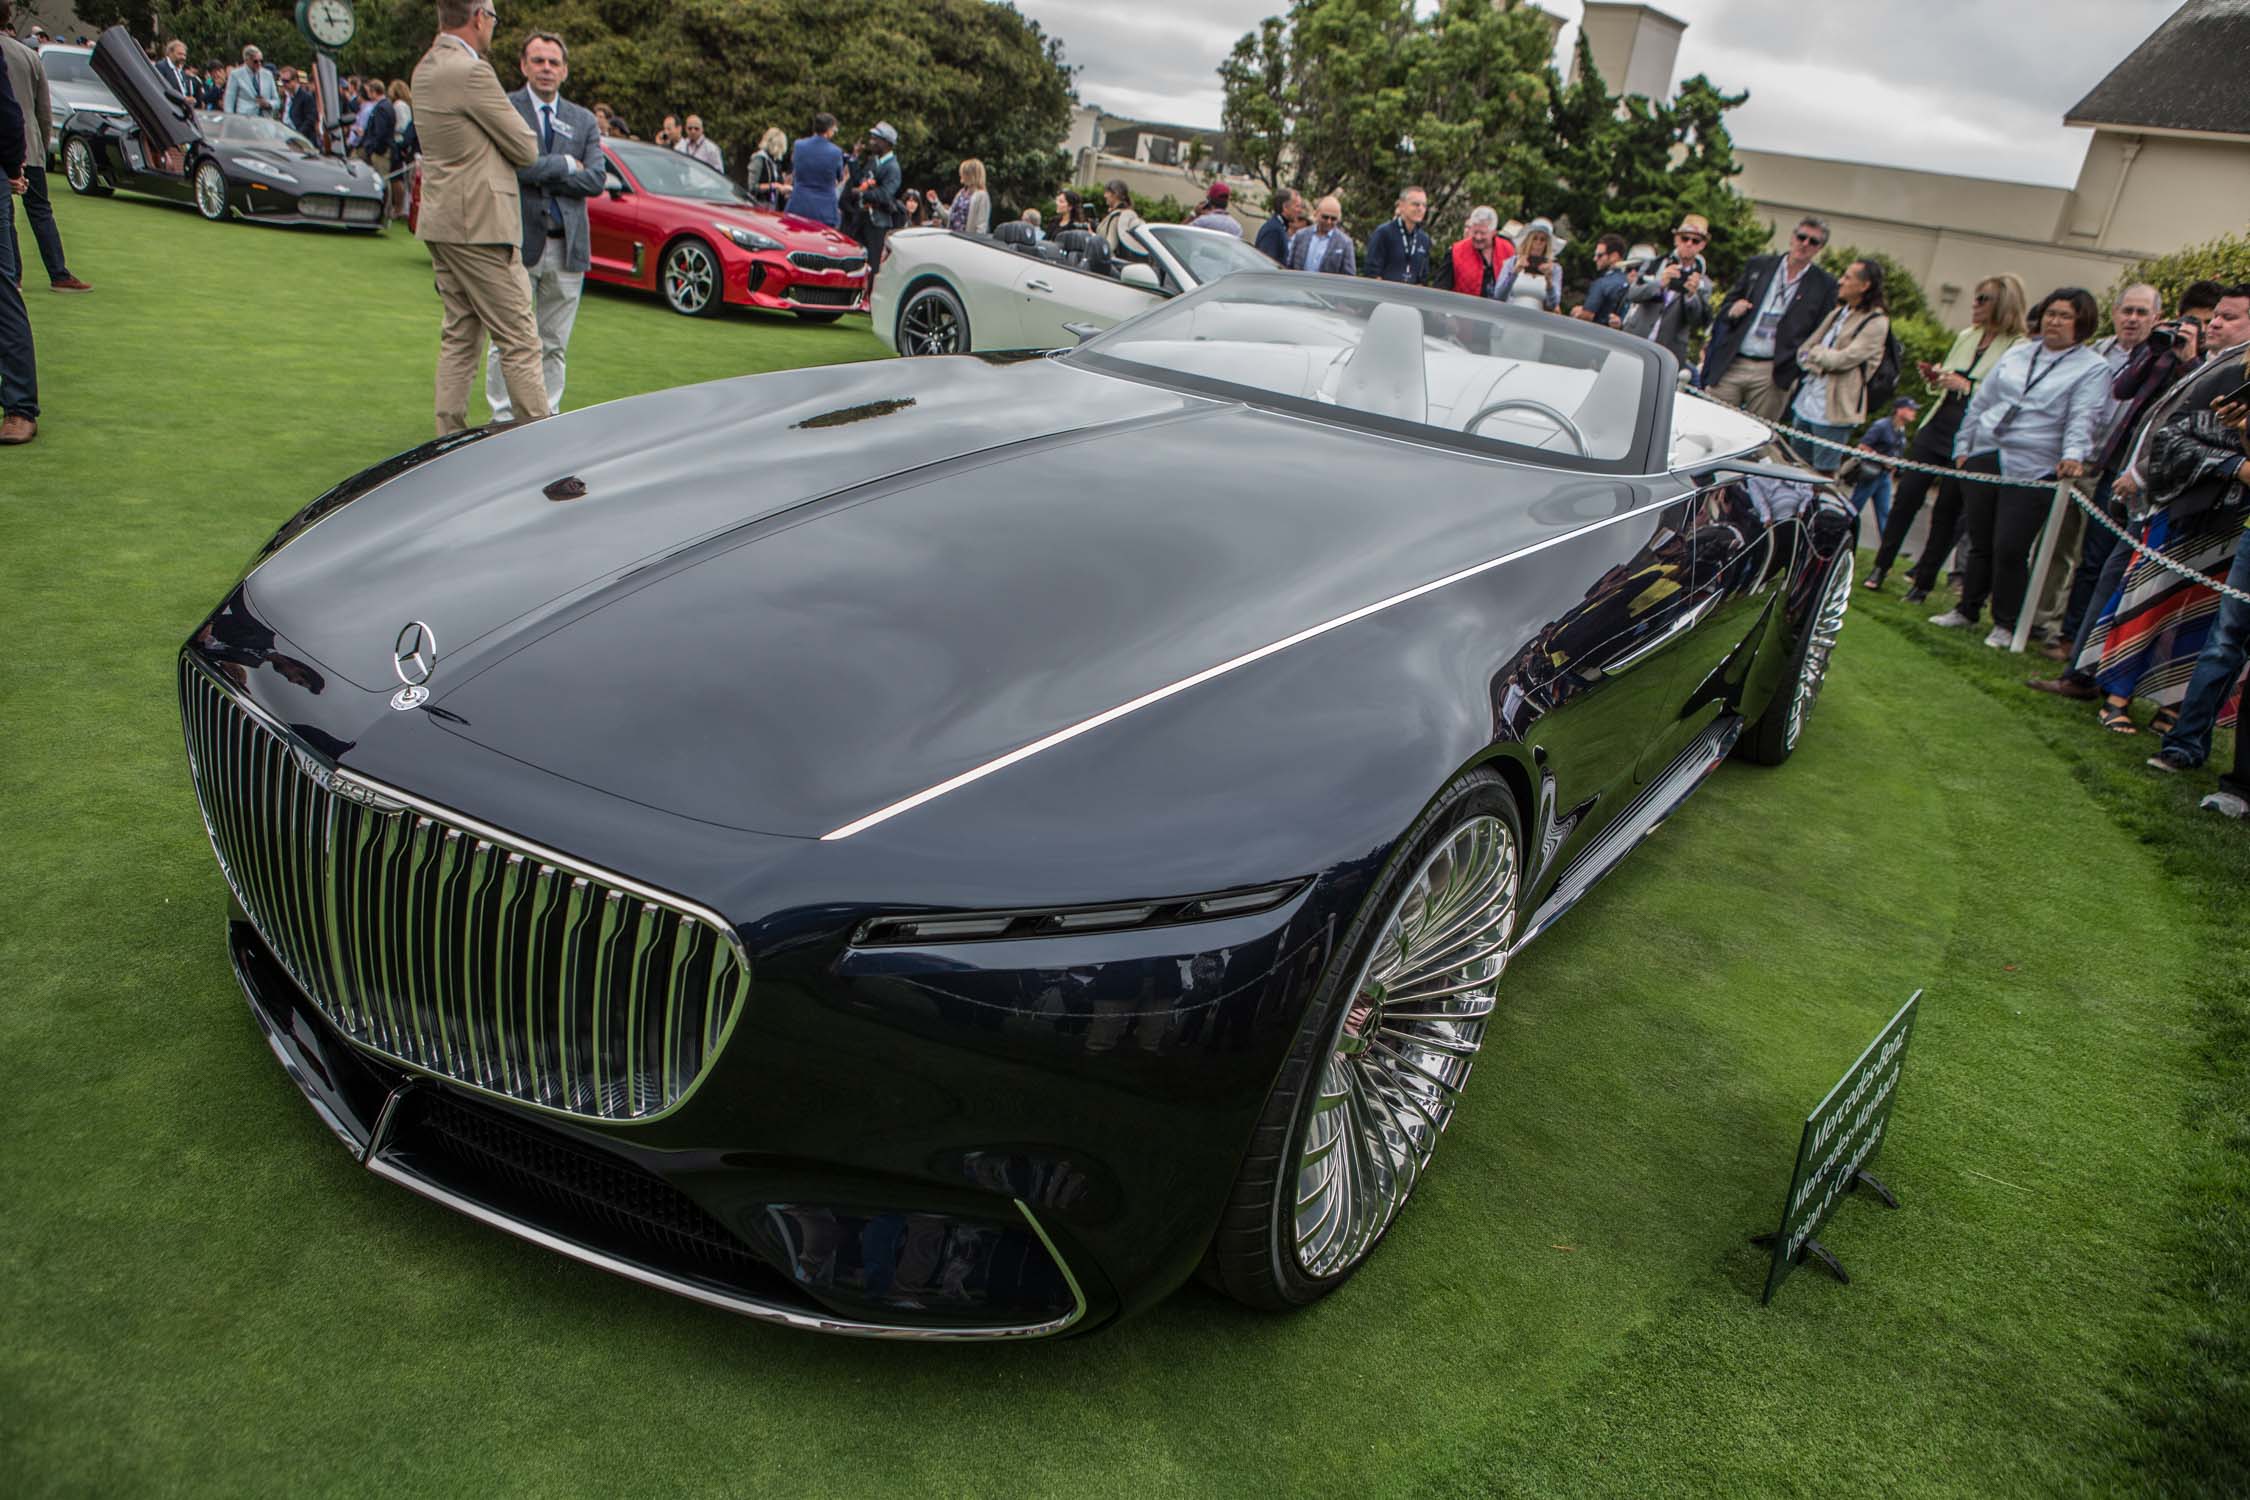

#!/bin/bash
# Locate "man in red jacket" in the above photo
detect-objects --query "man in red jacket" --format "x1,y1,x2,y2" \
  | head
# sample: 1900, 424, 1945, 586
1436, 206, 1515, 297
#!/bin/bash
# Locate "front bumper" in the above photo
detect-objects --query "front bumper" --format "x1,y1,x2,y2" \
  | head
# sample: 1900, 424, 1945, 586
735, 253, 868, 314
229, 914, 1092, 1338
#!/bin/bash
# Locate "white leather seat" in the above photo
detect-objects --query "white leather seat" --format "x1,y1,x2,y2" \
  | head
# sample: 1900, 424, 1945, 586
1332, 302, 1428, 425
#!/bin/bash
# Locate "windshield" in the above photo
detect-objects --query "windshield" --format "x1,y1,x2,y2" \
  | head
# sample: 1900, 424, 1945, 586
1078, 276, 1658, 469
41, 48, 96, 84
1147, 225, 1276, 287
610, 142, 755, 204
202, 112, 319, 156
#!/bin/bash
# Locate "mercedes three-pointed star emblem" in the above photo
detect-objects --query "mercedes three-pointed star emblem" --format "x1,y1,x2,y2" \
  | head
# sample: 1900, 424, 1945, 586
390, 620, 436, 710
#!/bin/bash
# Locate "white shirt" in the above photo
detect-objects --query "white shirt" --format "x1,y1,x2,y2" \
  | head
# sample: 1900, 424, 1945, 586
1789, 307, 1859, 426
1953, 340, 2112, 479
675, 135, 723, 171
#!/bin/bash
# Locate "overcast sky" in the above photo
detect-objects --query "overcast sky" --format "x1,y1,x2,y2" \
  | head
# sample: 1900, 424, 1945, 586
1014, 0, 2182, 187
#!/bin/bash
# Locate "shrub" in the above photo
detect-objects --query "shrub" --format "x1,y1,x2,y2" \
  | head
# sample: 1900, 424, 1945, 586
1076, 184, 1192, 226
2104, 229, 2250, 327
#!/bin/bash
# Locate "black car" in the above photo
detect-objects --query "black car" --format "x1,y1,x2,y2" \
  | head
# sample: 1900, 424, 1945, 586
58, 27, 384, 230
177, 277, 1857, 1339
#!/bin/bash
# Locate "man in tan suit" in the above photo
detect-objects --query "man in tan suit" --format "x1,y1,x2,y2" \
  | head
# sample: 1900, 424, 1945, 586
413, 0, 550, 432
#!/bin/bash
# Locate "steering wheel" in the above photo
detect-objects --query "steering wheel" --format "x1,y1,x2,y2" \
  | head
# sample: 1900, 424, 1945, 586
1464, 398, 1588, 456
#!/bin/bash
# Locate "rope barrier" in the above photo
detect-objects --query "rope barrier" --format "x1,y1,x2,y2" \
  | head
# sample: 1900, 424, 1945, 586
1707, 401, 2250, 616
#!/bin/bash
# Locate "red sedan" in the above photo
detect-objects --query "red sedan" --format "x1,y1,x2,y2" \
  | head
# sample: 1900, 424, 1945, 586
589, 139, 869, 321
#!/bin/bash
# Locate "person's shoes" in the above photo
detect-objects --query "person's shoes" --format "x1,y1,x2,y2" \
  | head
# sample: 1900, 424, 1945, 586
1861, 568, 1887, 592
2026, 674, 2098, 700
1929, 609, 1972, 627
2201, 790, 2250, 820
49, 276, 92, 293
0, 414, 36, 445
1983, 625, 2014, 649
2146, 748, 2195, 774
1903, 586, 1930, 604
2039, 639, 2072, 661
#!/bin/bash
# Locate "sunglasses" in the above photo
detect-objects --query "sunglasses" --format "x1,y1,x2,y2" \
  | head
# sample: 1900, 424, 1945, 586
1676, 232, 1707, 244
1973, 292, 1994, 304
1792, 230, 1825, 245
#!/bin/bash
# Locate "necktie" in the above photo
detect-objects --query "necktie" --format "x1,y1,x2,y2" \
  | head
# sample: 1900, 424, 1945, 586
541, 104, 555, 154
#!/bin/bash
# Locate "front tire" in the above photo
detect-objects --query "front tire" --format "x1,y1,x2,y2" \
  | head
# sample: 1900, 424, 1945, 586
1205, 770, 1523, 1310
194, 160, 229, 222
62, 136, 109, 196
661, 238, 720, 316
896, 282, 969, 355
1741, 547, 1853, 765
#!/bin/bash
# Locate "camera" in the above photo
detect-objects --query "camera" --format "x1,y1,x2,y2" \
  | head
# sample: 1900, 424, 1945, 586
2148, 317, 2201, 352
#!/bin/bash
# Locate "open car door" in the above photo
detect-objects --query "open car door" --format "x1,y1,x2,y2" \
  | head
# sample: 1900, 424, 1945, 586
90, 25, 201, 168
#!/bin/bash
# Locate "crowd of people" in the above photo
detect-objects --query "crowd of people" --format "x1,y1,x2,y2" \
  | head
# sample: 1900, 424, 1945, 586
9, 13, 2246, 815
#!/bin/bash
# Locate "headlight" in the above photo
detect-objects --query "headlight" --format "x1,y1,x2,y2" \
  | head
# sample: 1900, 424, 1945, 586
717, 221, 781, 252
241, 159, 298, 185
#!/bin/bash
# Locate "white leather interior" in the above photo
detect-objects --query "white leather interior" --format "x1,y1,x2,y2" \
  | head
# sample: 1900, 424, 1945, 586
1330, 303, 1429, 424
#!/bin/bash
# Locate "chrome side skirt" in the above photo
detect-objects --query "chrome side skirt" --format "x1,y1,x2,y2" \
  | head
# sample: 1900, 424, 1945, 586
1510, 713, 1743, 954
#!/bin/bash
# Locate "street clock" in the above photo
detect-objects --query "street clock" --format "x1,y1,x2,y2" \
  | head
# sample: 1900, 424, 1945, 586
296, 0, 358, 51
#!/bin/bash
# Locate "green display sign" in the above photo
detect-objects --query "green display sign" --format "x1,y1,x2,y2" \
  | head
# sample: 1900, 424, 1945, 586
1757, 989, 1919, 1304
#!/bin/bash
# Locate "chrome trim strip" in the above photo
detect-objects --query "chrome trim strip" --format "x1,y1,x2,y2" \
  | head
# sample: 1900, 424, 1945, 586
365, 1152, 1090, 1340
822, 490, 1686, 840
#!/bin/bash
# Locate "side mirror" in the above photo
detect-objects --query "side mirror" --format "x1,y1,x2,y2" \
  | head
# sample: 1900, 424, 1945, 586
603, 170, 628, 197
1120, 262, 1161, 291
1062, 321, 1102, 345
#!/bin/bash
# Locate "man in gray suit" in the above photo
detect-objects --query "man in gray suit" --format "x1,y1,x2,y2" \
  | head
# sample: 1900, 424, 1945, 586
486, 29, 605, 423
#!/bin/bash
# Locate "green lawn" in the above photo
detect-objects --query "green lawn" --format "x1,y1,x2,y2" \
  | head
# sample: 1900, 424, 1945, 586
3, 192, 2245, 1498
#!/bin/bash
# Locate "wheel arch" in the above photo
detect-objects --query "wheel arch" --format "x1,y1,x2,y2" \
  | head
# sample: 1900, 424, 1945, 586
656, 230, 726, 308
892, 271, 967, 348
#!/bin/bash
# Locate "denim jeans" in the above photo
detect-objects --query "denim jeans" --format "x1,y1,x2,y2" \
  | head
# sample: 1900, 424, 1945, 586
1849, 469, 1892, 545
0, 183, 36, 421
1792, 419, 1855, 475
2159, 536, 2250, 766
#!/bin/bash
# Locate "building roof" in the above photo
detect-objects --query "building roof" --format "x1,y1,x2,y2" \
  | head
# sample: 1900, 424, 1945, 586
2064, 0, 2250, 139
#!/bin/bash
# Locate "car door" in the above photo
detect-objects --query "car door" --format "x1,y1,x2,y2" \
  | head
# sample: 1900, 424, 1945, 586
1009, 258, 1162, 349
587, 150, 653, 287
1515, 492, 1709, 825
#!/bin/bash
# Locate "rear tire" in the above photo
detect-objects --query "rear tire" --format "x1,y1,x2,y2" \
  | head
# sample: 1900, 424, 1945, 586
1204, 770, 1523, 1310
1741, 548, 1853, 765
62, 136, 109, 197
896, 282, 969, 355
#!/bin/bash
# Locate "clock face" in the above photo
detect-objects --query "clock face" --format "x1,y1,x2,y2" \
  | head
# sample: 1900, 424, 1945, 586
305, 0, 356, 49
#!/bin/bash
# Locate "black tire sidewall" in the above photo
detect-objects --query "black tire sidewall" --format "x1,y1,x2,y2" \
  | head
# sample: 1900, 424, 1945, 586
1743, 547, 1850, 765
899, 284, 967, 355
1212, 768, 1522, 1310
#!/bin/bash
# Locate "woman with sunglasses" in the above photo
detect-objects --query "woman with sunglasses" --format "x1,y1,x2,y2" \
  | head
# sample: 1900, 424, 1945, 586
1865, 274, 2029, 597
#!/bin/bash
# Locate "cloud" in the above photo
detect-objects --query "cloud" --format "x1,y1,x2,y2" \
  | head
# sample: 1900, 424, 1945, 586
1016, 0, 2182, 188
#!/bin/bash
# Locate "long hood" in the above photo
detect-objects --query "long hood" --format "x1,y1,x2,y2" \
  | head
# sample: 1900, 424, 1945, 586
246, 356, 1193, 697
261, 361, 1642, 840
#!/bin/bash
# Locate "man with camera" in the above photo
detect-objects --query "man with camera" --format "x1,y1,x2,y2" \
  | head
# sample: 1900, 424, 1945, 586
1621, 213, 1713, 364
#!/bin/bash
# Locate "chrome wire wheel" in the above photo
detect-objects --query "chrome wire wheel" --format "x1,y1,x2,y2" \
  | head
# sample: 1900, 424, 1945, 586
63, 137, 96, 193
664, 241, 716, 314
899, 286, 964, 354
194, 161, 228, 220
1293, 814, 1519, 1279
1785, 552, 1854, 751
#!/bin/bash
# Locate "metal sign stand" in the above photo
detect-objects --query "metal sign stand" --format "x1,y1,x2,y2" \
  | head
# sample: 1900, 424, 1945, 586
1754, 990, 1920, 1303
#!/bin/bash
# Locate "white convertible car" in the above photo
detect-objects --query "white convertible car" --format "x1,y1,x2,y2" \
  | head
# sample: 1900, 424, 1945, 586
873, 221, 1278, 355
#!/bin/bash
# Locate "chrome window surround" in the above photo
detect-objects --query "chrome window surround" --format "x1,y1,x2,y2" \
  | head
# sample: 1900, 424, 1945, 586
179, 654, 752, 1124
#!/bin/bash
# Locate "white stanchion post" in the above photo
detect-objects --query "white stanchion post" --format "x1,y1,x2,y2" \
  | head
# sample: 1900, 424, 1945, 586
2012, 479, 2075, 654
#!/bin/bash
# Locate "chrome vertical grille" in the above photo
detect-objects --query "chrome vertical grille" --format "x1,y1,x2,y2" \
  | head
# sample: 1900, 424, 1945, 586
178, 656, 751, 1121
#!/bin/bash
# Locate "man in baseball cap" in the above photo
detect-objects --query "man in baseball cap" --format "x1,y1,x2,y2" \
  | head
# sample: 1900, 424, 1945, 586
855, 121, 904, 266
